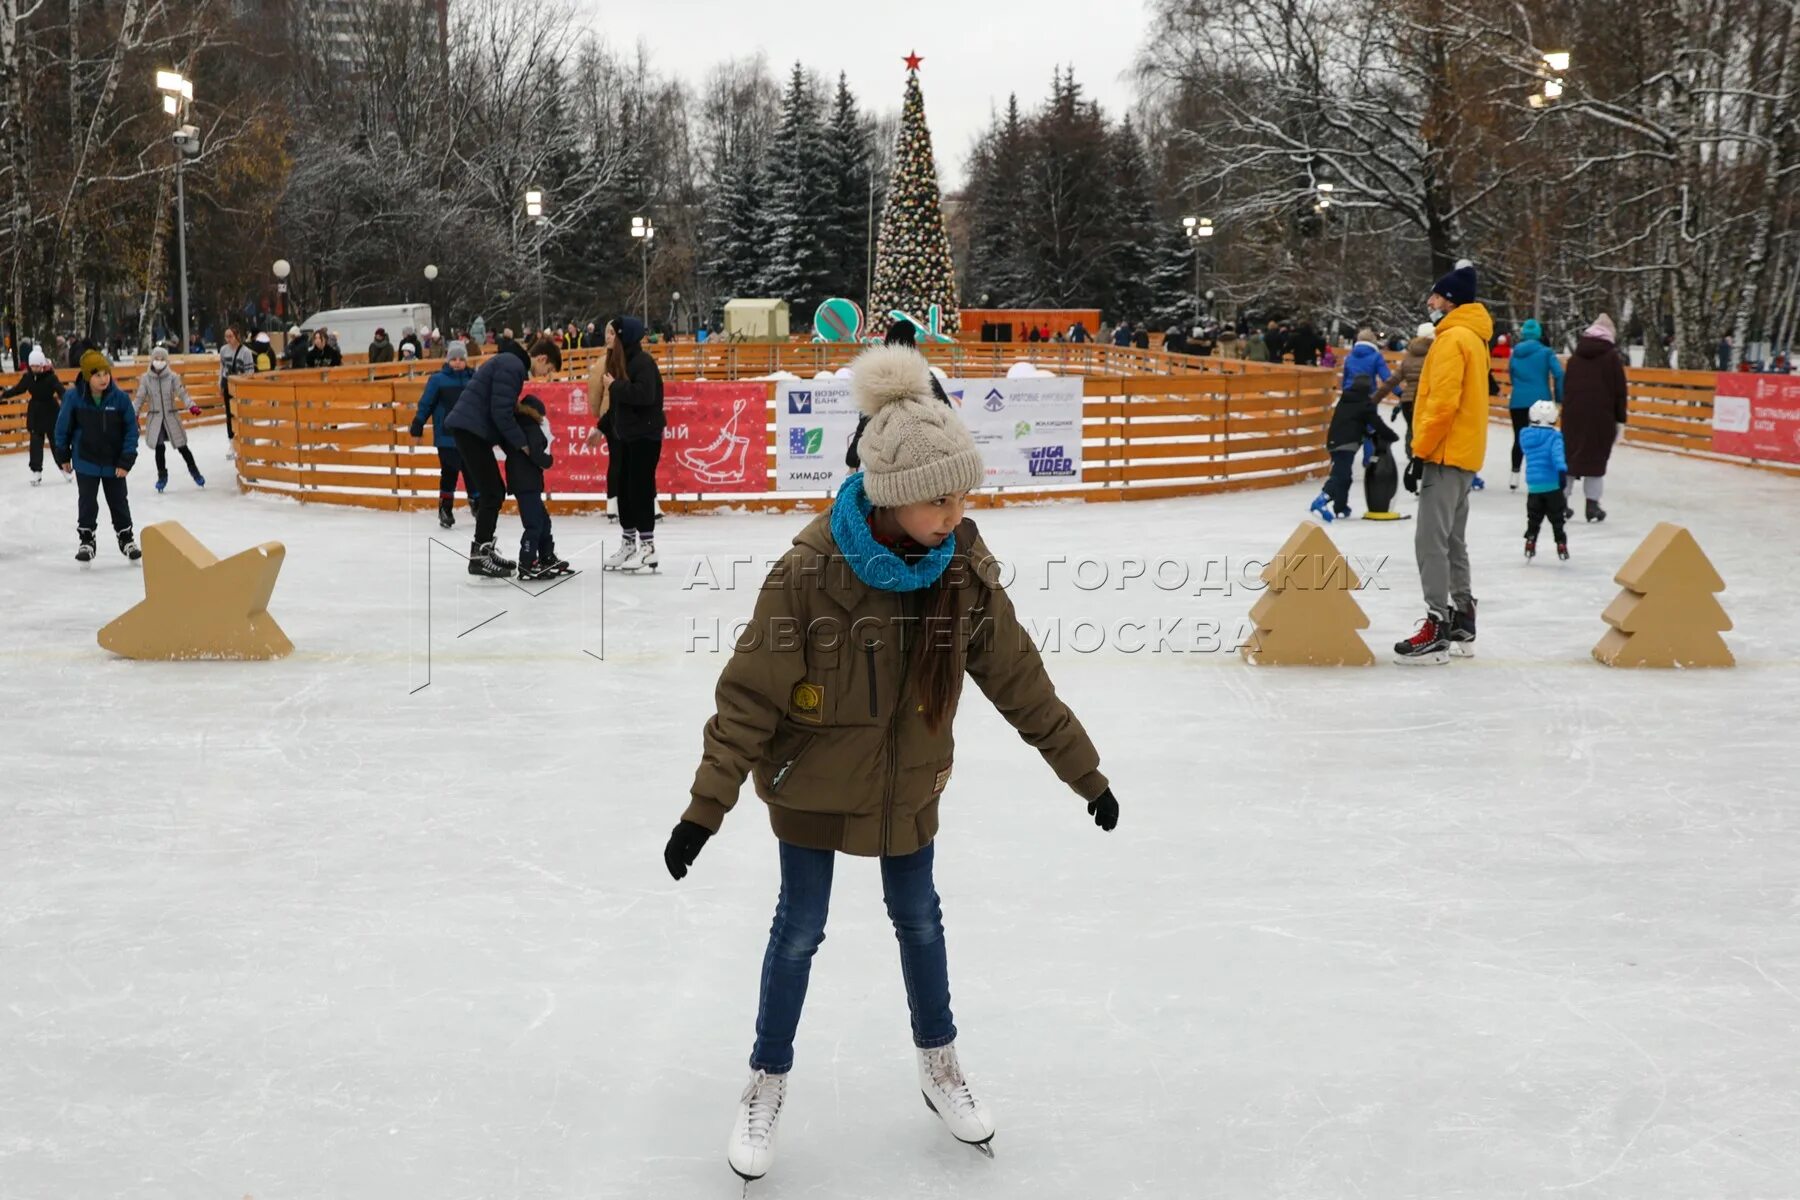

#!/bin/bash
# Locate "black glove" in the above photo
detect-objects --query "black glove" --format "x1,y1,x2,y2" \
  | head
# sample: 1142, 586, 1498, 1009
409, 421, 425, 439
531, 448, 553, 470
1403, 456, 1423, 494
664, 819, 712, 880
1086, 788, 1119, 832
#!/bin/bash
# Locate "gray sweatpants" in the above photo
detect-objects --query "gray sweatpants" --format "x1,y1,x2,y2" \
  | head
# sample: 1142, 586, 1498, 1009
1416, 462, 1475, 619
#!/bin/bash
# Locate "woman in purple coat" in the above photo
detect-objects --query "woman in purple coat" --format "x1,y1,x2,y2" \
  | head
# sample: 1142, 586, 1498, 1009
1561, 313, 1628, 522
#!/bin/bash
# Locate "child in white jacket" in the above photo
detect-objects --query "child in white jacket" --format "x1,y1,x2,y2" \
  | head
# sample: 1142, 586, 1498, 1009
136, 347, 206, 492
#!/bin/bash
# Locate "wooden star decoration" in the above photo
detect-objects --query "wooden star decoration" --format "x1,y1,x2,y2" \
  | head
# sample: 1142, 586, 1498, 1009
98, 521, 293, 660
904, 50, 923, 71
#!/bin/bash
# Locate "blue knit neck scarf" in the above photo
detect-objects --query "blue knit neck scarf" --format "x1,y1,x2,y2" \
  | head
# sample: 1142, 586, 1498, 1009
830, 472, 954, 593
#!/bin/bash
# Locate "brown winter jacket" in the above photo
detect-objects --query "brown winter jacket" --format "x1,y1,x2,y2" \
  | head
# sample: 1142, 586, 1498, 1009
1376, 336, 1432, 402
683, 513, 1110, 857
1561, 335, 1629, 477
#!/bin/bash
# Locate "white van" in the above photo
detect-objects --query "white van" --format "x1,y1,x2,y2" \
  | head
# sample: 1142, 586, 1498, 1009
299, 304, 435, 354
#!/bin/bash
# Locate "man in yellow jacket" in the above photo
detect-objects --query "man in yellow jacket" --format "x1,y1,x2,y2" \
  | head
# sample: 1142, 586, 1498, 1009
1395, 262, 1493, 664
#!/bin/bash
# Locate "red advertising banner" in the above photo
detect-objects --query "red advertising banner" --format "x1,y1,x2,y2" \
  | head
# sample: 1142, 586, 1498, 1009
1712, 373, 1800, 465
661, 381, 768, 492
519, 380, 769, 494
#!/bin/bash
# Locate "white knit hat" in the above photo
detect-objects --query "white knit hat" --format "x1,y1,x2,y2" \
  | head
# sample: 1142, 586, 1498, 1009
851, 345, 983, 508
27, 346, 49, 368
1415, 322, 1437, 340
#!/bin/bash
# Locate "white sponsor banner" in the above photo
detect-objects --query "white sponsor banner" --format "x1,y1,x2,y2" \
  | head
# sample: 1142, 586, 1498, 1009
944, 377, 1084, 488
774, 375, 1085, 492
775, 380, 861, 491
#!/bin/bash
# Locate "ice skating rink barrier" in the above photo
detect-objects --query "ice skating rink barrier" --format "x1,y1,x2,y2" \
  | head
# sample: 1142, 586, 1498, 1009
0, 357, 226, 455
1488, 360, 1798, 475
223, 344, 1341, 514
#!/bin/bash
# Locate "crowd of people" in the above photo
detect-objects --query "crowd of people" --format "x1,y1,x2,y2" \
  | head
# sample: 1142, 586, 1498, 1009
5, 309, 673, 575
1291, 262, 1634, 665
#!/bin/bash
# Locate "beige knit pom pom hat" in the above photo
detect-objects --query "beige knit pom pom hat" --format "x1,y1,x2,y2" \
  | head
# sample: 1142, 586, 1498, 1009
850, 344, 984, 508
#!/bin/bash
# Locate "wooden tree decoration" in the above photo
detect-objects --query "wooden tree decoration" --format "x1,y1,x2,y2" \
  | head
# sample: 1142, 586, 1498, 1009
1593, 522, 1733, 668
98, 522, 292, 660
1242, 523, 1374, 666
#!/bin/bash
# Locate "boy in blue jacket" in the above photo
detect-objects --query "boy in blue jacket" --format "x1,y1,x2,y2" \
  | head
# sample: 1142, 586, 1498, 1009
1520, 400, 1569, 561
1506, 319, 1564, 489
54, 350, 141, 563
511, 394, 569, 579
409, 339, 478, 529
1339, 328, 1392, 393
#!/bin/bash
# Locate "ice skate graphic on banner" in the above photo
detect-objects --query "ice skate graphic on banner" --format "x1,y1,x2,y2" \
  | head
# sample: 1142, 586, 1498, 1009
677, 397, 754, 485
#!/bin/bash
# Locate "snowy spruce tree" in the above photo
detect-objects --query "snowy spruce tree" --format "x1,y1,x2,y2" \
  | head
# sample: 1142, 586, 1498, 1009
757, 62, 837, 323
867, 54, 960, 338
820, 72, 875, 305
701, 149, 769, 305
963, 94, 1030, 308
1106, 118, 1161, 326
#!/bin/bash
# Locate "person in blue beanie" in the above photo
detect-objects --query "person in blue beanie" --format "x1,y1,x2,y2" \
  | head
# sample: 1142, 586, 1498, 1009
53, 349, 140, 563
1505, 319, 1564, 489
409, 339, 477, 529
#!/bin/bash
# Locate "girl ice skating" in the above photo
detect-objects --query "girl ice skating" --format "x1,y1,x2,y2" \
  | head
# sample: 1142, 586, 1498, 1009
3, 346, 67, 484
137, 346, 205, 492
663, 343, 1122, 1184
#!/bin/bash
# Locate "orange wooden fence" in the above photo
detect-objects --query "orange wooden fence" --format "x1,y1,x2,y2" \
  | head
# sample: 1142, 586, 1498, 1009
0, 358, 227, 455
1488, 360, 1794, 473
230, 348, 1336, 514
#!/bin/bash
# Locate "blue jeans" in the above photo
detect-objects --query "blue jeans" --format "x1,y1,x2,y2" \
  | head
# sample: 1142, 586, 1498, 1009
750, 840, 956, 1073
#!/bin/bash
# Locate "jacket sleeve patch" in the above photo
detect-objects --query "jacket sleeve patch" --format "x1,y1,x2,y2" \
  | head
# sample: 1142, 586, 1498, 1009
790, 681, 825, 723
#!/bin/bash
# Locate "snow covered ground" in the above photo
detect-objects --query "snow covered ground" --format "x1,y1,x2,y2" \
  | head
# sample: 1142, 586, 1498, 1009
3, 422, 1797, 1200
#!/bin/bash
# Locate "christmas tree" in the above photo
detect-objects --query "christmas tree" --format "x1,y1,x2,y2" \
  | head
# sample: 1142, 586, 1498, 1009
868, 52, 960, 338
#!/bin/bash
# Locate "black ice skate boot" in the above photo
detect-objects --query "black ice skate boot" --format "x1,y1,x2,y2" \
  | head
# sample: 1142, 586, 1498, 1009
467, 539, 512, 578
1394, 612, 1450, 665
1447, 599, 1477, 658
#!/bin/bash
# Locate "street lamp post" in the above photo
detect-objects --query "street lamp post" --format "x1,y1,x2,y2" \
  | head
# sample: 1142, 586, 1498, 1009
670, 290, 682, 335
157, 71, 198, 352
272, 259, 290, 323
631, 216, 655, 320
424, 264, 439, 337
525, 190, 545, 331
1183, 216, 1214, 329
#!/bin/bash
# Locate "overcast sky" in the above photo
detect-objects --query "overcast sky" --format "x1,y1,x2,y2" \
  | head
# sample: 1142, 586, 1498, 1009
578, 0, 1149, 189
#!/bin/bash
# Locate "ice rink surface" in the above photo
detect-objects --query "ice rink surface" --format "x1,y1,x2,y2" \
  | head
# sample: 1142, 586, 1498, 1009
3, 424, 1797, 1200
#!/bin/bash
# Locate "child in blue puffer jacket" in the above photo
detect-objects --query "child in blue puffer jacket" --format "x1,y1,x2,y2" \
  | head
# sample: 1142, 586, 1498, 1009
409, 340, 478, 529
1519, 399, 1568, 561
1339, 330, 1392, 394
